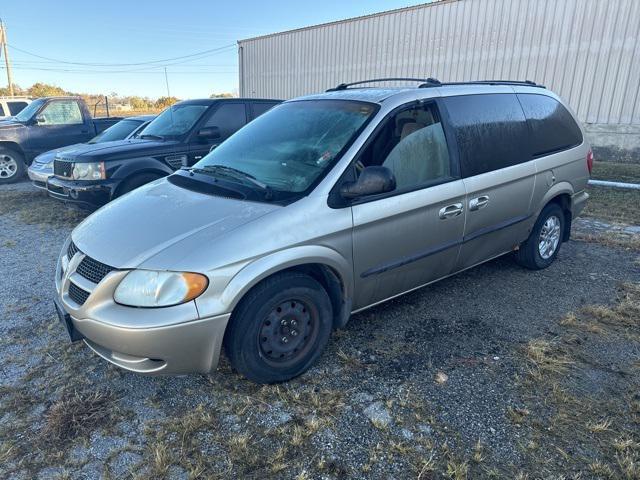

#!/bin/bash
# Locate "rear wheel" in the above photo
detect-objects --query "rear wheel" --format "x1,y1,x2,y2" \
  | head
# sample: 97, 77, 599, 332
515, 203, 565, 270
0, 147, 26, 184
223, 272, 333, 384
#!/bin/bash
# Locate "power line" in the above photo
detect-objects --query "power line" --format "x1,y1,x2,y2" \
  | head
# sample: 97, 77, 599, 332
6, 42, 236, 67
0, 65, 237, 74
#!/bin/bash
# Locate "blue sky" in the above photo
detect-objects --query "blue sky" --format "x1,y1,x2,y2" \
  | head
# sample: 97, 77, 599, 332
0, 0, 426, 99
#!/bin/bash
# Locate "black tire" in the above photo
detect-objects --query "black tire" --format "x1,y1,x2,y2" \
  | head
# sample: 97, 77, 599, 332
0, 147, 26, 184
223, 272, 333, 384
515, 203, 566, 270
115, 173, 162, 198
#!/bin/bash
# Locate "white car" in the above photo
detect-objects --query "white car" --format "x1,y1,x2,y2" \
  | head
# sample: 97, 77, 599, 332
0, 97, 31, 119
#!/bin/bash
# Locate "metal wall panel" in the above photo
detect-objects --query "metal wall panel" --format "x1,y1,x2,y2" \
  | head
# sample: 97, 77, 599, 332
238, 0, 640, 125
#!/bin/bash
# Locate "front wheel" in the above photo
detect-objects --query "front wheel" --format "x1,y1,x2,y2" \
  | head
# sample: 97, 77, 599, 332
0, 147, 26, 184
515, 203, 565, 270
223, 272, 333, 384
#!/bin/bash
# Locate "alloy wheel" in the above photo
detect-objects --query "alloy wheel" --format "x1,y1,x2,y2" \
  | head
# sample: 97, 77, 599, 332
0, 155, 17, 179
538, 215, 561, 259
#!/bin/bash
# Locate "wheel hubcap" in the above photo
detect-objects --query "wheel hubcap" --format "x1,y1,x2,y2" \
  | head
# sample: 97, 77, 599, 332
538, 215, 561, 259
259, 299, 317, 366
0, 155, 17, 179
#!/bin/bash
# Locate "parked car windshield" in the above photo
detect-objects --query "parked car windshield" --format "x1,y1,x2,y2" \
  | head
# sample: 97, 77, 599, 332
15, 98, 45, 122
89, 119, 143, 144
194, 100, 377, 193
140, 103, 208, 138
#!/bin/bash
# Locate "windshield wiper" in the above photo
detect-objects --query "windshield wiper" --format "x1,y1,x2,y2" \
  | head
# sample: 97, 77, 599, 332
191, 165, 273, 199
140, 134, 164, 141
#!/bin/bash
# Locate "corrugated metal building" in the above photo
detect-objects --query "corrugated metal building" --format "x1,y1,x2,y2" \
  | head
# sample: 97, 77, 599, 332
238, 0, 640, 162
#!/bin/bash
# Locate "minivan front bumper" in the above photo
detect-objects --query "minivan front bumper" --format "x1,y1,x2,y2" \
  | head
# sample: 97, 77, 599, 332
71, 311, 230, 374
55, 242, 231, 374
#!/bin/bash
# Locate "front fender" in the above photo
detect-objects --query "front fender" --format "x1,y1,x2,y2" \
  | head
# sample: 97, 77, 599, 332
109, 156, 173, 179
196, 245, 353, 318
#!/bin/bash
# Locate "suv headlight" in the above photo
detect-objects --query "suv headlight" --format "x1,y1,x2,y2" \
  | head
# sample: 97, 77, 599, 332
114, 270, 208, 308
72, 162, 106, 180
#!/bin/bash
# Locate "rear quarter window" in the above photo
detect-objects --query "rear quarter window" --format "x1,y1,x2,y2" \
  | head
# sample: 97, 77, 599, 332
517, 94, 583, 157
442, 93, 530, 177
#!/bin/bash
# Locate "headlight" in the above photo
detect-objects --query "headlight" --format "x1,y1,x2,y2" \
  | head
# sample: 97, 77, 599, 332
114, 270, 208, 308
71, 162, 105, 180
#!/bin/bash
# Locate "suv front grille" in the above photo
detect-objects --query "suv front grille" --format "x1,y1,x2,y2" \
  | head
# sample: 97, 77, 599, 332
68, 282, 90, 305
54, 159, 73, 178
76, 256, 115, 284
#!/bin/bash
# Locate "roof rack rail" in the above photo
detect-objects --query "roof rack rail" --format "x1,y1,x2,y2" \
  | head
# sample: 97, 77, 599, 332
326, 77, 442, 92
326, 78, 545, 92
420, 79, 545, 89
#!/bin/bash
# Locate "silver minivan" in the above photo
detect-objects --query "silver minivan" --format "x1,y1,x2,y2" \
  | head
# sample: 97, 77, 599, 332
54, 79, 591, 383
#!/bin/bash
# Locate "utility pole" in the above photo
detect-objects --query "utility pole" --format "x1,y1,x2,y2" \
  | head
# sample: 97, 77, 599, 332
0, 20, 14, 96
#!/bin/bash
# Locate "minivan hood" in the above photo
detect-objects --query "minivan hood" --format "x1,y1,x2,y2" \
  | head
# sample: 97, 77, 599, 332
59, 138, 181, 162
72, 178, 280, 268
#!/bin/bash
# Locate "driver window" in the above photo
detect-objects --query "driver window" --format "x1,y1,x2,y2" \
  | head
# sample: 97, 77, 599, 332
39, 100, 83, 125
356, 103, 452, 191
204, 103, 247, 139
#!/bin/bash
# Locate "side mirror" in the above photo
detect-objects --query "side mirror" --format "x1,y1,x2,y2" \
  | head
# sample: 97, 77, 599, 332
34, 114, 45, 124
198, 126, 220, 140
340, 166, 396, 199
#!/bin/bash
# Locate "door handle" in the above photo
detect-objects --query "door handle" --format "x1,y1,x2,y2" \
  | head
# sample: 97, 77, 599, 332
439, 203, 463, 219
469, 195, 490, 211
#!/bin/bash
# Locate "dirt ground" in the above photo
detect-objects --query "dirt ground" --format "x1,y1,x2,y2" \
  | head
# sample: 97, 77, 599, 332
0, 179, 639, 479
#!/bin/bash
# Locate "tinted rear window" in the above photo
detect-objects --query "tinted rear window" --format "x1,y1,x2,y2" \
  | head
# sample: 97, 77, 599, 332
443, 94, 530, 177
517, 94, 583, 157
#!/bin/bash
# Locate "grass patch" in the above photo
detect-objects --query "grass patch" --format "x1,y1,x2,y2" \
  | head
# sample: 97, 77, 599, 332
582, 185, 640, 225
43, 389, 118, 441
572, 229, 640, 251
0, 189, 87, 227
513, 282, 640, 478
591, 161, 640, 184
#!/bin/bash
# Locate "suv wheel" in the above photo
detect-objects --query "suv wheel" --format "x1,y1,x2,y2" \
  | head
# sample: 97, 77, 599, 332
0, 148, 26, 184
223, 272, 333, 383
515, 203, 565, 270
116, 173, 162, 198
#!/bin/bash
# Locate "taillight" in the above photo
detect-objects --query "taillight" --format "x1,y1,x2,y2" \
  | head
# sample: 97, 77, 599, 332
586, 149, 594, 175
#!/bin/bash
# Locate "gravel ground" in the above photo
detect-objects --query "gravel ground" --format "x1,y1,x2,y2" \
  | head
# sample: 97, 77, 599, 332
0, 181, 639, 479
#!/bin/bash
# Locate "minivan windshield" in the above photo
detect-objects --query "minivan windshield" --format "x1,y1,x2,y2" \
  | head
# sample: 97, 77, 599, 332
15, 98, 45, 122
193, 100, 377, 193
140, 103, 208, 138
89, 119, 143, 144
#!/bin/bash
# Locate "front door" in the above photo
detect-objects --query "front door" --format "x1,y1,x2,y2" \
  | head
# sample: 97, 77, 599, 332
188, 102, 248, 166
28, 100, 90, 155
348, 101, 465, 309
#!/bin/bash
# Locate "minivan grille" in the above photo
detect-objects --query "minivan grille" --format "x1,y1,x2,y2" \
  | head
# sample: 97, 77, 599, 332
54, 159, 73, 178
76, 256, 115, 284
68, 282, 90, 306
67, 241, 79, 259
